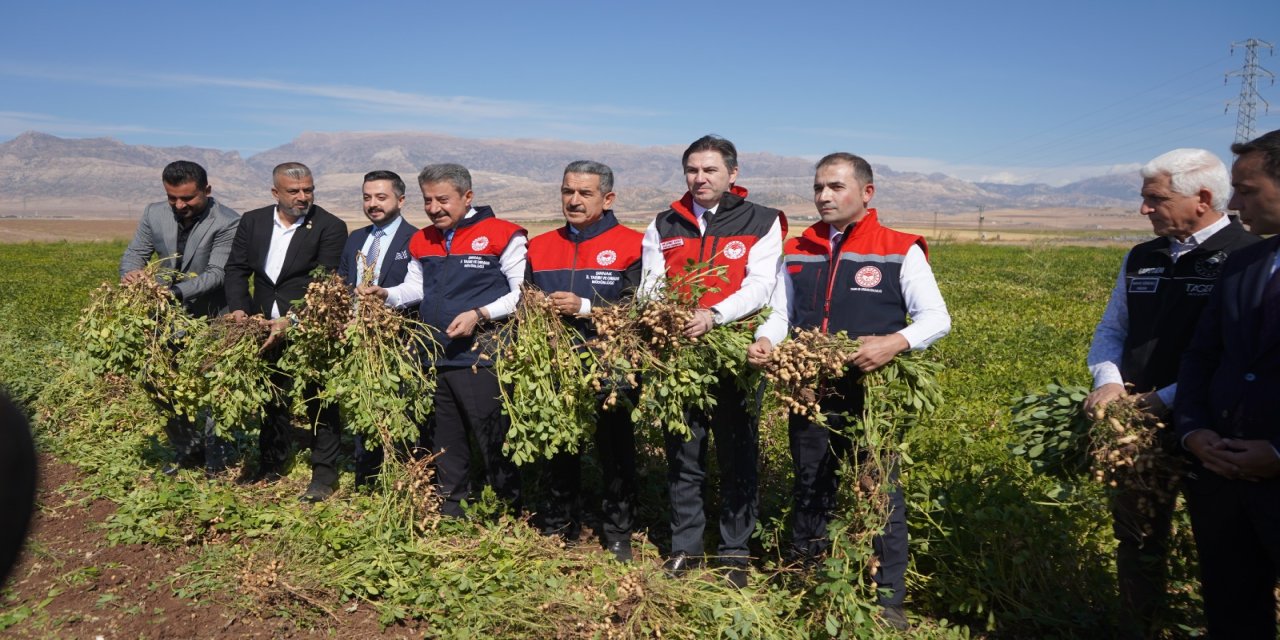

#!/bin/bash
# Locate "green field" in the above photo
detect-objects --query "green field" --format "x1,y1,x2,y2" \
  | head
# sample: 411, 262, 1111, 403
1, 240, 1211, 638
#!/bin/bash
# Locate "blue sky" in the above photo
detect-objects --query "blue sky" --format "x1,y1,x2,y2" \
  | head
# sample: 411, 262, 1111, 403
1, 0, 1277, 185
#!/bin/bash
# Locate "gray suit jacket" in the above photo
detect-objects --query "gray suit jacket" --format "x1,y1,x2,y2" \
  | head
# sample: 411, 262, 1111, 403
119, 198, 241, 318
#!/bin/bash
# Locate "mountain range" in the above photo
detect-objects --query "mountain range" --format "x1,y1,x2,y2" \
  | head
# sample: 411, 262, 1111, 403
0, 131, 1137, 221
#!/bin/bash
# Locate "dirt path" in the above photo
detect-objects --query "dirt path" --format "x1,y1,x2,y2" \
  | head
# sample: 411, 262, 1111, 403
0, 455, 422, 639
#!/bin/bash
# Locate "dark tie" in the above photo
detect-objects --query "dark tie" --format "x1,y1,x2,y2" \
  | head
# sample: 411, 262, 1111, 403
444, 229, 454, 253
831, 232, 844, 270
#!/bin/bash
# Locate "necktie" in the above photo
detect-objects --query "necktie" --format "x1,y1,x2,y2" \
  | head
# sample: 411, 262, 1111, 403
363, 229, 383, 286
444, 229, 454, 253
831, 232, 844, 268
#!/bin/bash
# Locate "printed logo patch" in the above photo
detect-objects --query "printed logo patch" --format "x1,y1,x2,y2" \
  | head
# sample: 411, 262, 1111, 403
471, 236, 490, 252
1194, 251, 1228, 278
723, 240, 747, 260
596, 250, 617, 266
1128, 277, 1159, 294
854, 266, 882, 288
659, 238, 685, 251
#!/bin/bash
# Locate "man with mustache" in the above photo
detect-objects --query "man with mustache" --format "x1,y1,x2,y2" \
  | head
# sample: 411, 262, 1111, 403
525, 160, 642, 561
120, 160, 241, 475
750, 152, 951, 630
338, 170, 419, 488
362, 163, 525, 517
225, 162, 348, 502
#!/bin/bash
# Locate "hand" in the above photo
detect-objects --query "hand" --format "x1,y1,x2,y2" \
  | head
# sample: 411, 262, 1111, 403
357, 284, 389, 300
1185, 430, 1241, 479
226, 310, 249, 323
684, 308, 715, 339
446, 308, 484, 339
1134, 391, 1168, 420
1218, 439, 1280, 481
260, 317, 289, 354
121, 269, 147, 285
747, 337, 774, 368
848, 334, 909, 373
1083, 383, 1126, 416
547, 291, 584, 316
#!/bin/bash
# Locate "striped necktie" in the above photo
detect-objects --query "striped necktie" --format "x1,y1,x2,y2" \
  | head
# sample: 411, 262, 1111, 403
363, 228, 383, 286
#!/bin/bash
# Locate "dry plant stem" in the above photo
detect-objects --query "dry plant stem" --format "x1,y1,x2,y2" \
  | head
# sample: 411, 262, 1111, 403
1089, 394, 1183, 535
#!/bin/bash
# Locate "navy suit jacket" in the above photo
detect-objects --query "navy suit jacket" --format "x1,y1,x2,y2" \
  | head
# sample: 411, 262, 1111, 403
338, 218, 418, 288
1176, 234, 1280, 452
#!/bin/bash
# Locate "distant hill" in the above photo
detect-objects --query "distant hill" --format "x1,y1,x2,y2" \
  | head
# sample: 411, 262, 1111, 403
0, 131, 1138, 220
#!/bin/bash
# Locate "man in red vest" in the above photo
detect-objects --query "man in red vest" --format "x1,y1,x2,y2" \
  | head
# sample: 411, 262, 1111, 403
363, 163, 525, 517
641, 135, 786, 588
750, 152, 951, 629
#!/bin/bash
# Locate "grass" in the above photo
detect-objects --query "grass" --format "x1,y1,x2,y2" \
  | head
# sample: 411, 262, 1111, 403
0, 240, 1212, 638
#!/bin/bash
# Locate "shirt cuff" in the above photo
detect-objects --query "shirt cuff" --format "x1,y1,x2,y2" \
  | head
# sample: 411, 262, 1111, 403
578, 298, 592, 316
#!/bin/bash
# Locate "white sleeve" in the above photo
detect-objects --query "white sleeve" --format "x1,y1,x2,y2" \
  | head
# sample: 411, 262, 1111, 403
639, 221, 666, 300
480, 234, 527, 321
578, 298, 592, 316
755, 260, 792, 345
1086, 253, 1129, 390
384, 259, 424, 309
897, 244, 951, 350
710, 217, 783, 324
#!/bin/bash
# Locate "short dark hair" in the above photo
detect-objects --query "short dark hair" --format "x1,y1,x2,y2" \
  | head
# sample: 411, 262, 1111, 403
1232, 129, 1280, 186
563, 160, 614, 193
161, 160, 208, 189
682, 134, 738, 171
418, 163, 472, 194
816, 152, 874, 186
363, 170, 406, 197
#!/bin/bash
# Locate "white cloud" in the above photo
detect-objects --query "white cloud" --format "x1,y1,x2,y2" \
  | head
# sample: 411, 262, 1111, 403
0, 111, 195, 137
864, 154, 1141, 186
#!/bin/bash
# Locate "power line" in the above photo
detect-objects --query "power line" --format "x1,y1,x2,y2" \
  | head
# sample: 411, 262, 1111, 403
1226, 39, 1274, 144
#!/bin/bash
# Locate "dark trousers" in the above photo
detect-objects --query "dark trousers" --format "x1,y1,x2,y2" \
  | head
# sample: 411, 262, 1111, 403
789, 382, 909, 607
425, 366, 520, 517
1184, 469, 1280, 639
665, 377, 758, 560
1110, 476, 1180, 637
162, 412, 232, 471
543, 398, 637, 544
259, 369, 341, 487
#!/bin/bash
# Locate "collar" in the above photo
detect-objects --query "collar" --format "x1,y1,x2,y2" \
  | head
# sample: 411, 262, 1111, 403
1172, 213, 1230, 248
565, 209, 619, 242
371, 214, 403, 237
272, 205, 310, 230
174, 200, 212, 228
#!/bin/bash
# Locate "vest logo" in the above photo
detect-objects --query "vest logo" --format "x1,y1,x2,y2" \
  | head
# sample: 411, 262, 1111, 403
471, 236, 490, 252
659, 238, 685, 251
1129, 277, 1159, 294
1194, 251, 1227, 278
854, 266, 882, 288
1137, 267, 1165, 275
1185, 283, 1214, 295
596, 250, 617, 266
723, 240, 747, 260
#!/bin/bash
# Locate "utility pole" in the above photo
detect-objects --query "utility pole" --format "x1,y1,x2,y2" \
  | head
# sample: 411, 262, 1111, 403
932, 210, 939, 239
978, 204, 986, 241
1226, 39, 1274, 145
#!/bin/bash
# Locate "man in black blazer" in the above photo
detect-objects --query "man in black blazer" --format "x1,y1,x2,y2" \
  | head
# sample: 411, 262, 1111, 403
338, 170, 418, 487
225, 162, 348, 502
1176, 129, 1280, 638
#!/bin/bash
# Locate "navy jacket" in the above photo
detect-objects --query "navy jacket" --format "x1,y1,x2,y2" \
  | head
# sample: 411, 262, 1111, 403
339, 218, 419, 288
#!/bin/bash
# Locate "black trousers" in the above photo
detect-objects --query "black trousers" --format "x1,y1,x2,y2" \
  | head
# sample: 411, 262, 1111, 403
665, 377, 758, 561
542, 397, 637, 544
259, 368, 341, 487
789, 381, 909, 607
1110, 474, 1181, 637
424, 366, 520, 517
1184, 468, 1280, 638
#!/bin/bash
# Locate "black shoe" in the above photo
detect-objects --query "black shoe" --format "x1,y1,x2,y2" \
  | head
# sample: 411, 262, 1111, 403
236, 467, 283, 486
606, 540, 632, 563
724, 567, 749, 589
662, 552, 701, 577
540, 524, 581, 546
879, 605, 910, 631
299, 482, 335, 503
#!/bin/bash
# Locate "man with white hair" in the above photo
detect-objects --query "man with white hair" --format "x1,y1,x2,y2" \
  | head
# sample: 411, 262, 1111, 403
1084, 148, 1258, 636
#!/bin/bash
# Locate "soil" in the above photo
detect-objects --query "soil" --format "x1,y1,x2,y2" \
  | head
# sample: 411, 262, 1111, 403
0, 455, 426, 639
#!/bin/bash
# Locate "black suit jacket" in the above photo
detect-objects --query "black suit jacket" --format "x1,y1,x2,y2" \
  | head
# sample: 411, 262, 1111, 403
225, 205, 348, 317
1176, 234, 1280, 451
338, 218, 418, 288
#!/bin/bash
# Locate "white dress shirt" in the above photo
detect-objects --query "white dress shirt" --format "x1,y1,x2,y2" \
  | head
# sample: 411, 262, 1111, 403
356, 215, 404, 287
1087, 214, 1232, 406
264, 206, 310, 319
639, 201, 784, 324
383, 208, 527, 320
756, 226, 951, 349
